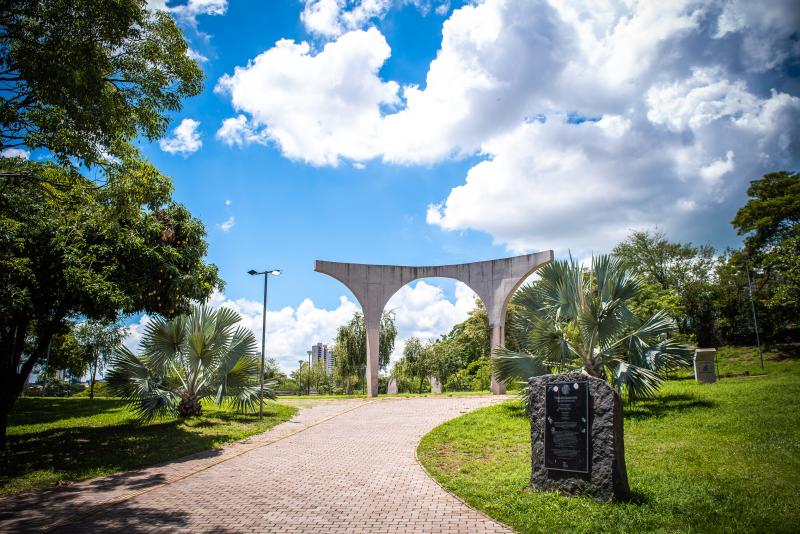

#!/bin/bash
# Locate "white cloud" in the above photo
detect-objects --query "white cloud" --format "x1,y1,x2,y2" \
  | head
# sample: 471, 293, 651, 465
300, 0, 448, 37
385, 280, 476, 364
700, 150, 735, 185
122, 282, 475, 372
159, 118, 203, 155
216, 0, 799, 254
0, 148, 30, 159
187, 48, 208, 62
169, 0, 227, 26
215, 115, 269, 147
218, 216, 235, 232
225, 199, 232, 206
215, 28, 400, 165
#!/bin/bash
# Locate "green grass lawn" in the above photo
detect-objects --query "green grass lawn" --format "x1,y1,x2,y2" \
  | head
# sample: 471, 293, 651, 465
1, 398, 296, 496
418, 348, 800, 533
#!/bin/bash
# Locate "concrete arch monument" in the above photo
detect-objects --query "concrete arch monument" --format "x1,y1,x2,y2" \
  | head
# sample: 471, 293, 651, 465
315, 250, 553, 396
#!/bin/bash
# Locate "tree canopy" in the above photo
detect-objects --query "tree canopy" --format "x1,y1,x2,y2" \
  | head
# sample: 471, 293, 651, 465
732, 171, 800, 256
0, 155, 220, 444
0, 0, 202, 168
732, 171, 800, 336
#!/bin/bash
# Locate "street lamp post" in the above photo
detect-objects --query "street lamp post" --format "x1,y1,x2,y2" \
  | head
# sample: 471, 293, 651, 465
248, 268, 282, 420
298, 360, 305, 396
306, 350, 312, 395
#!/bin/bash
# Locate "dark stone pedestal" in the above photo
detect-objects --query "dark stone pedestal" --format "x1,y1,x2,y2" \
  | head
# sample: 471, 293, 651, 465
529, 372, 629, 502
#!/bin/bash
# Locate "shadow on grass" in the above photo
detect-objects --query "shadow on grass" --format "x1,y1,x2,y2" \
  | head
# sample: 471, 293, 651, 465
0, 418, 236, 491
626, 489, 650, 505
9, 398, 127, 426
500, 400, 530, 419
771, 343, 800, 361
624, 394, 715, 421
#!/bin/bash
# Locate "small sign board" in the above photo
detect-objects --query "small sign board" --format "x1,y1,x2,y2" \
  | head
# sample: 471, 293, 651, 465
694, 348, 717, 384
545, 381, 589, 473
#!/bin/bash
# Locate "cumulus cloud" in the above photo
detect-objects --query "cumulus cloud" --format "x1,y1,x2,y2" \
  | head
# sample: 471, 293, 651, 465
123, 282, 476, 372
215, 29, 399, 165
0, 148, 30, 159
216, 0, 799, 254
218, 216, 235, 232
215, 115, 268, 147
385, 280, 476, 363
187, 48, 208, 62
159, 118, 203, 155
165, 0, 227, 27
300, 0, 449, 37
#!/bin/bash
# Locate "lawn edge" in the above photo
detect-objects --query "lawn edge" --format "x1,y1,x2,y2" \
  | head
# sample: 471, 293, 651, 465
414, 406, 519, 534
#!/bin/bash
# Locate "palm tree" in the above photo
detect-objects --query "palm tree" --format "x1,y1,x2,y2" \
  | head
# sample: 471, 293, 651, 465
107, 305, 273, 420
495, 255, 693, 402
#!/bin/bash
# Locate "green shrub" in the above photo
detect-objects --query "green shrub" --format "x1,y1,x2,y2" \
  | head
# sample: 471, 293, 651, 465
73, 381, 112, 397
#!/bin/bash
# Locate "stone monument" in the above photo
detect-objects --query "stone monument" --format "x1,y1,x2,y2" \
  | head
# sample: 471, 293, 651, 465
694, 348, 717, 384
529, 372, 629, 502
315, 251, 553, 397
429, 376, 442, 394
387, 377, 398, 394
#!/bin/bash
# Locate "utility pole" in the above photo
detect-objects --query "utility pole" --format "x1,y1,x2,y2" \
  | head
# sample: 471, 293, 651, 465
743, 253, 764, 369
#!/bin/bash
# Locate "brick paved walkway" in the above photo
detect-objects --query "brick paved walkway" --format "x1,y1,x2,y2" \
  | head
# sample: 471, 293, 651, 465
2, 396, 512, 533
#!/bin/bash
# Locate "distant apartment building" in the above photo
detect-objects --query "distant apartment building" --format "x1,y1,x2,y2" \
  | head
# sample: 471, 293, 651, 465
311, 342, 334, 373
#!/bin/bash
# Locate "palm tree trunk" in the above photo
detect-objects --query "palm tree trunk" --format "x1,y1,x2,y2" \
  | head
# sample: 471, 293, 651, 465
178, 395, 202, 417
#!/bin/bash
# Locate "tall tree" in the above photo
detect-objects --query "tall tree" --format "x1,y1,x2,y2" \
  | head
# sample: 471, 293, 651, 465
72, 320, 127, 399
732, 171, 800, 256
732, 171, 800, 337
332, 311, 396, 393
613, 228, 718, 345
394, 337, 431, 393
36, 326, 91, 388
0, 0, 202, 168
0, 157, 220, 446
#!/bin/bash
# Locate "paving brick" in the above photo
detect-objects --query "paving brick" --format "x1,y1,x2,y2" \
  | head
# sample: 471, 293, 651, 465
2, 396, 511, 533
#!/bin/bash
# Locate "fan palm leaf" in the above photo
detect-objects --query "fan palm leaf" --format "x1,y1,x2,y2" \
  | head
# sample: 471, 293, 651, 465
493, 254, 693, 403
107, 305, 270, 421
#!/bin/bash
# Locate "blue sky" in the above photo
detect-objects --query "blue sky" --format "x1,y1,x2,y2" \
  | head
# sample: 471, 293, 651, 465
144, 0, 501, 312
121, 0, 800, 370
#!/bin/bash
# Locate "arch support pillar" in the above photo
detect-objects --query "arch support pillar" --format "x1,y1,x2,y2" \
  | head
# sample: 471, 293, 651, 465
315, 250, 553, 397
365, 312, 380, 398
489, 322, 506, 395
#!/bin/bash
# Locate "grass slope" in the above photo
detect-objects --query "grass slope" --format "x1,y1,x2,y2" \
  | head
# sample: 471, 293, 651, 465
418, 349, 800, 533
1, 398, 296, 496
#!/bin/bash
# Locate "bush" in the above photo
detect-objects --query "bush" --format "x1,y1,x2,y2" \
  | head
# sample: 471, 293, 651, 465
444, 358, 492, 392
73, 381, 112, 397
42, 379, 86, 397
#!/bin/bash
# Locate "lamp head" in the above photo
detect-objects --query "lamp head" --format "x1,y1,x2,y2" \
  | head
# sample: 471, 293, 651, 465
247, 269, 259, 276
270, 269, 282, 276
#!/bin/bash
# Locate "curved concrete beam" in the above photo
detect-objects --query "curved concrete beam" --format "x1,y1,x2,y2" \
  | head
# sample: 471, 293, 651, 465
315, 250, 553, 396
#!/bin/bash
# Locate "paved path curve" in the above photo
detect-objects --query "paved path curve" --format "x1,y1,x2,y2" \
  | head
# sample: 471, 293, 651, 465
3, 396, 512, 533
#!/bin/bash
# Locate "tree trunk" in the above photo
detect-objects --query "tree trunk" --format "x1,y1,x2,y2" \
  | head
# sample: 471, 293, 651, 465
89, 352, 98, 400
0, 410, 7, 450
177, 396, 202, 417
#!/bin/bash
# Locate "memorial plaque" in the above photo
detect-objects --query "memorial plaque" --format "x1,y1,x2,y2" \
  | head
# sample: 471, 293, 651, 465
544, 381, 589, 473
